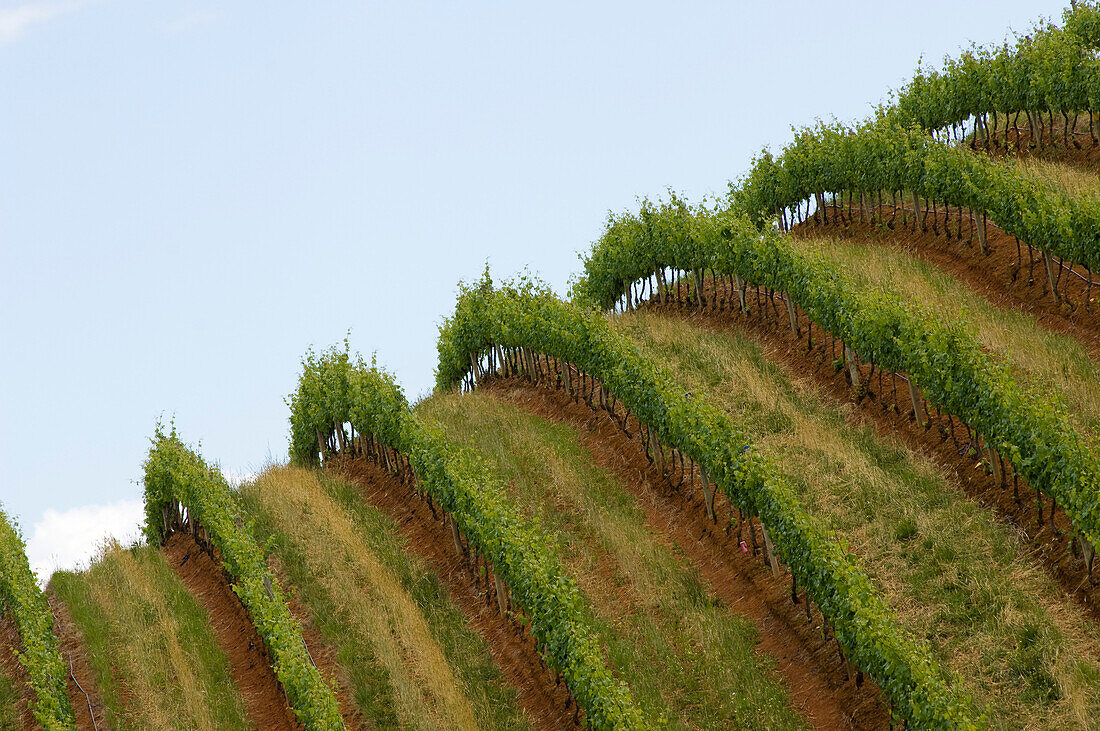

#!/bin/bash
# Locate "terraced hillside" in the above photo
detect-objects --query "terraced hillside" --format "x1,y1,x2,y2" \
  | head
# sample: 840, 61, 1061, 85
613, 309, 1100, 728
6, 3, 1100, 729
417, 388, 863, 728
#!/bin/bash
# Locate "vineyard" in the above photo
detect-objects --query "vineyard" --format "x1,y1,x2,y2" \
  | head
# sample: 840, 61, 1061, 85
4, 3, 1100, 729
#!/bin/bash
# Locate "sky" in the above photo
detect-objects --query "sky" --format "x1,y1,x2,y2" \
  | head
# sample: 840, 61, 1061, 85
0, 0, 1070, 580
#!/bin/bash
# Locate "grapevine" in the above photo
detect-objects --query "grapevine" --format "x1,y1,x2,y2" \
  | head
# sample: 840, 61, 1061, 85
142, 427, 346, 731
0, 509, 75, 729
734, 120, 1100, 282
572, 196, 1100, 579
436, 274, 982, 729
288, 348, 649, 730
885, 3, 1100, 145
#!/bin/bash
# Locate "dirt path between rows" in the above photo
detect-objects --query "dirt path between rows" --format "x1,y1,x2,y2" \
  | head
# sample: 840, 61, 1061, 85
46, 594, 107, 730
162, 532, 300, 731
791, 217, 1100, 360
644, 290, 1100, 623
0, 616, 36, 729
477, 378, 887, 729
332, 457, 578, 730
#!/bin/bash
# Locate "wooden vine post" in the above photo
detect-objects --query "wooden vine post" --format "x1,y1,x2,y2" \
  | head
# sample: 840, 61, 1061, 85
700, 465, 715, 523
784, 293, 800, 337
844, 345, 861, 389
975, 212, 988, 254
908, 380, 927, 426
760, 525, 780, 578
494, 573, 508, 616
1042, 252, 1061, 301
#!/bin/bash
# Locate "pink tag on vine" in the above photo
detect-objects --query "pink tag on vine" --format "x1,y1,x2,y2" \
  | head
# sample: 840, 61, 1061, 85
740, 540, 749, 553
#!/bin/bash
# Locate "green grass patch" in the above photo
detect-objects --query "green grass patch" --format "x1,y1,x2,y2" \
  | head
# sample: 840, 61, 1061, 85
1010, 157, 1100, 203
48, 543, 251, 731
252, 523, 399, 726
0, 667, 19, 731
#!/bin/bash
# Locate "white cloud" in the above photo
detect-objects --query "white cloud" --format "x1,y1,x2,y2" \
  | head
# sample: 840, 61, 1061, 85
22, 466, 259, 586
0, 1, 79, 48
221, 467, 258, 487
26, 499, 145, 585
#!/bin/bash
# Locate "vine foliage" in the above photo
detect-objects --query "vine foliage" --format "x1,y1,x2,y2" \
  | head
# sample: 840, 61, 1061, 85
142, 427, 345, 730
885, 3, 1100, 141
573, 197, 1100, 564
0, 509, 75, 729
438, 274, 981, 729
734, 121, 1100, 275
288, 348, 648, 730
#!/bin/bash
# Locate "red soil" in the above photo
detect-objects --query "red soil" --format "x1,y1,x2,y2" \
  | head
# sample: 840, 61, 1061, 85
791, 215, 1100, 359
0, 615, 35, 729
478, 378, 888, 730
642, 286, 1100, 623
162, 532, 300, 730
332, 457, 579, 730
46, 594, 107, 731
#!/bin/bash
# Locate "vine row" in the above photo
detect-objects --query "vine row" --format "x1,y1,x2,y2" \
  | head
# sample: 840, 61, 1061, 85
0, 509, 75, 729
287, 348, 648, 730
734, 120, 1100, 306
142, 427, 346, 731
884, 2, 1100, 145
437, 274, 981, 729
572, 197, 1100, 585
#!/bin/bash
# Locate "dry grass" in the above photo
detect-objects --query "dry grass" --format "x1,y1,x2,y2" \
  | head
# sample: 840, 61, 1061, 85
1011, 158, 1100, 202
242, 466, 528, 729
417, 391, 810, 730
243, 466, 479, 730
796, 234, 1100, 445
615, 310, 1100, 729
49, 542, 250, 730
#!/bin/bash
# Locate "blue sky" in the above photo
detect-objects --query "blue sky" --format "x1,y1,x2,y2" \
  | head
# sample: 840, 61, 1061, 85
0, 0, 1068, 577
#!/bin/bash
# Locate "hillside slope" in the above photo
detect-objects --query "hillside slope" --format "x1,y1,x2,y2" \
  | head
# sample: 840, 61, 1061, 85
1011, 158, 1100, 202
417, 388, 870, 729
786, 217, 1100, 357
48, 541, 264, 730
612, 308, 1100, 728
975, 119, 1100, 175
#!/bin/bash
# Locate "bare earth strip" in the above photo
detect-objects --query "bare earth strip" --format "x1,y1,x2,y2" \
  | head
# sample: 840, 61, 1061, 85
162, 533, 300, 731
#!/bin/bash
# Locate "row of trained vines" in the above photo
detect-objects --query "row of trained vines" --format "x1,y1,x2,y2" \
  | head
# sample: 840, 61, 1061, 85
142, 427, 346, 731
0, 510, 74, 729
287, 348, 648, 730
436, 274, 980, 729
571, 196, 1100, 585
884, 2, 1100, 144
734, 120, 1100, 303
